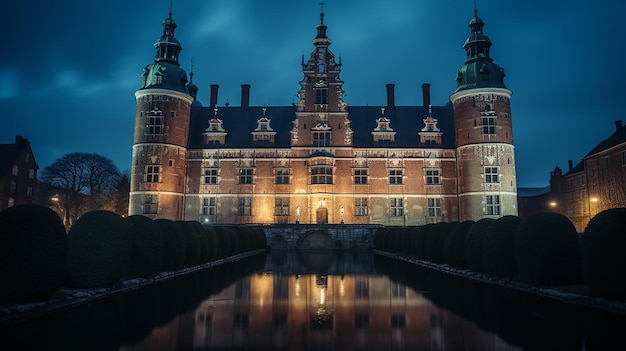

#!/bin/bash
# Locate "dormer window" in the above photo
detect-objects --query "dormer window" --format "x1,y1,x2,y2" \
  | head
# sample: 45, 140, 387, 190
203, 108, 227, 145
252, 107, 277, 144
372, 108, 396, 143
419, 106, 443, 146
318, 63, 325, 73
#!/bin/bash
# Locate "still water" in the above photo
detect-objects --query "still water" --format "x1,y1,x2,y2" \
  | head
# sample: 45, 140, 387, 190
2, 251, 626, 350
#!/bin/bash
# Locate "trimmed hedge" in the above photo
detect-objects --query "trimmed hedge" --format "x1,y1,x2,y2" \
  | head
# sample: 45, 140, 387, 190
154, 218, 186, 271
188, 221, 209, 264
515, 212, 582, 286
427, 222, 457, 264
0, 204, 67, 303
483, 215, 521, 277
65, 210, 133, 288
125, 215, 165, 278
175, 221, 201, 267
582, 208, 626, 298
444, 220, 476, 268
464, 218, 494, 272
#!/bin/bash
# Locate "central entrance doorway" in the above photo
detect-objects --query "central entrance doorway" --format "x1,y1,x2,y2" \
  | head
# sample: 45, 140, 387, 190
316, 207, 328, 224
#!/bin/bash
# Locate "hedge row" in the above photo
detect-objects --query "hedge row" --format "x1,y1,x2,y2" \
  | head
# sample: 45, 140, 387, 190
0, 205, 268, 304
374, 209, 626, 298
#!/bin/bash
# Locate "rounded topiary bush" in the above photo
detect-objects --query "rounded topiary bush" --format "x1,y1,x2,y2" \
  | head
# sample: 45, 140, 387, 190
482, 215, 521, 277
154, 218, 186, 271
188, 221, 209, 264
214, 226, 232, 258
581, 208, 626, 298
175, 221, 201, 267
515, 212, 582, 286
204, 225, 220, 260
373, 227, 388, 250
412, 225, 431, 260
125, 215, 165, 278
427, 222, 453, 263
443, 220, 475, 268
0, 204, 67, 303
464, 218, 494, 272
65, 210, 132, 288
252, 227, 267, 251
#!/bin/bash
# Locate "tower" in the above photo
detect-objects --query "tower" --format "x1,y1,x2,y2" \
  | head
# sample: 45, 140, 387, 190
129, 9, 194, 220
290, 4, 353, 224
449, 8, 517, 221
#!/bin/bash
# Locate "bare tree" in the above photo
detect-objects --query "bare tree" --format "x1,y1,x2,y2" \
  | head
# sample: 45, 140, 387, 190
40, 153, 121, 225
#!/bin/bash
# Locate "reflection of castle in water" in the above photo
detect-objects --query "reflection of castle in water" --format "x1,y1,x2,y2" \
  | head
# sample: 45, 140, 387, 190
128, 273, 521, 350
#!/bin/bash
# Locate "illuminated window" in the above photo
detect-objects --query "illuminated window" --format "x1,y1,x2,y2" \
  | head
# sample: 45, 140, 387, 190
275, 197, 290, 216
354, 169, 368, 184
146, 165, 160, 183
390, 198, 403, 216
311, 166, 333, 184
427, 198, 442, 217
201, 197, 216, 215
275, 169, 290, 184
482, 117, 496, 134
486, 195, 500, 215
239, 197, 252, 216
485, 167, 499, 183
313, 131, 331, 147
9, 181, 16, 194
425, 169, 441, 185
389, 169, 403, 184
143, 195, 158, 214
28, 169, 35, 179
315, 88, 328, 104
239, 168, 254, 184
204, 168, 218, 184
355, 198, 368, 216
11, 164, 18, 176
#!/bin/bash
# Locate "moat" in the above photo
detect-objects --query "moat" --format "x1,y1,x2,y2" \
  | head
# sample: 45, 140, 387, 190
2, 250, 625, 350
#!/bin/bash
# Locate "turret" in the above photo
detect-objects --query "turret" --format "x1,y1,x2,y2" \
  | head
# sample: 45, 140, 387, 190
450, 7, 517, 221
129, 7, 194, 220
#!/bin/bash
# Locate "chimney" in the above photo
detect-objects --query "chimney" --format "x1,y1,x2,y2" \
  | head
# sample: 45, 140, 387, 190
241, 84, 251, 109
15, 135, 28, 146
422, 83, 431, 108
568, 160, 573, 172
209, 84, 219, 108
386, 84, 395, 109
615, 120, 623, 132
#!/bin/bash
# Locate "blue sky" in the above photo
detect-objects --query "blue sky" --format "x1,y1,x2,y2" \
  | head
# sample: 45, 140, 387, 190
2, 0, 624, 188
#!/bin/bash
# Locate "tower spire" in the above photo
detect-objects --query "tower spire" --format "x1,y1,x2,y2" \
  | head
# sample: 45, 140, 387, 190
320, 2, 325, 23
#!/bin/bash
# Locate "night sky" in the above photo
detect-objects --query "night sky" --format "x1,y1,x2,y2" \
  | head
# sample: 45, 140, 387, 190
2, 0, 624, 188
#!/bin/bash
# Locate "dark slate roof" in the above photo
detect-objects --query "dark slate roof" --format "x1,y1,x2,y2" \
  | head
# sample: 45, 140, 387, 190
188, 104, 456, 150
564, 161, 584, 176
584, 124, 626, 158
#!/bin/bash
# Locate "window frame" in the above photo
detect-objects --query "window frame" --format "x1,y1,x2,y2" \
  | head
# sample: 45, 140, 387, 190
355, 197, 368, 216
353, 169, 368, 185
204, 168, 219, 184
274, 197, 290, 216
486, 195, 501, 215
311, 166, 333, 184
238, 168, 254, 184
390, 198, 404, 217
146, 165, 160, 183
427, 198, 442, 217
481, 116, 496, 134
425, 169, 441, 185
143, 194, 158, 214
238, 196, 252, 216
484, 166, 499, 183
388, 169, 403, 185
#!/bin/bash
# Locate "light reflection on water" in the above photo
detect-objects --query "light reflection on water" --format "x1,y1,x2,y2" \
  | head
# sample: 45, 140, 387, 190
122, 252, 522, 350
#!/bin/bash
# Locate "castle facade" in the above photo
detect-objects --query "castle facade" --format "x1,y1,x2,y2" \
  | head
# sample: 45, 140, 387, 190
129, 7, 517, 225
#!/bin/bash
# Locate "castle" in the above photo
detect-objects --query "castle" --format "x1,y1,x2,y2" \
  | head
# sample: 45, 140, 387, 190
129, 6, 517, 225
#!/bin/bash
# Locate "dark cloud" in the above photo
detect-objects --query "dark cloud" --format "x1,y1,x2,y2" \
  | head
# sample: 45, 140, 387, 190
2, 0, 624, 188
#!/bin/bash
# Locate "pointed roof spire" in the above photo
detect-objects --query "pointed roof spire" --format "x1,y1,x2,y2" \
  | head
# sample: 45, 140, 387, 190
314, 1, 331, 45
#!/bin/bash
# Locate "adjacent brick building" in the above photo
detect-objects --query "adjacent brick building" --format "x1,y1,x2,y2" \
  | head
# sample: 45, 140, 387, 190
130, 7, 518, 225
548, 120, 626, 232
0, 136, 39, 211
